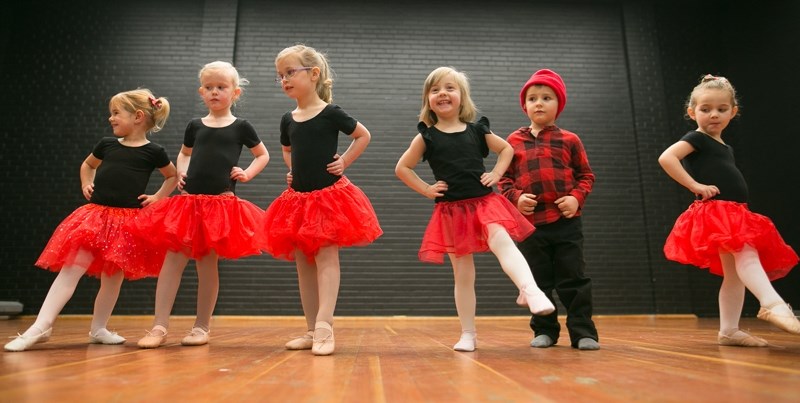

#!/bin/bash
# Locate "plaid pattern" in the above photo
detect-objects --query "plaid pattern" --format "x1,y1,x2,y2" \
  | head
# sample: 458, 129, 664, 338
498, 126, 595, 226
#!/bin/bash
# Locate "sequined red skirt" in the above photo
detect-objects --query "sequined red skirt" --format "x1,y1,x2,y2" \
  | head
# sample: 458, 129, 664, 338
35, 203, 165, 280
129, 194, 263, 263
664, 200, 798, 280
420, 192, 535, 264
262, 176, 382, 261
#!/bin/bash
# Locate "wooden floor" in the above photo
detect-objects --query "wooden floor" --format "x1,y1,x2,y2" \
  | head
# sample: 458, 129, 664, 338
1, 315, 799, 402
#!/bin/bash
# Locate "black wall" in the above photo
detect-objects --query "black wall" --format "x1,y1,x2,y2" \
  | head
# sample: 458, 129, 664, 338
1, 0, 797, 317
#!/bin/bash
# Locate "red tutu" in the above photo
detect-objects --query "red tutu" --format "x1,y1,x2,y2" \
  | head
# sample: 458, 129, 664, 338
262, 176, 382, 261
129, 194, 263, 263
664, 200, 798, 280
420, 192, 535, 264
35, 203, 165, 280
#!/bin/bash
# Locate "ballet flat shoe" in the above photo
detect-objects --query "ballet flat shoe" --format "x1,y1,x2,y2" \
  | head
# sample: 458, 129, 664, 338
717, 329, 769, 347
453, 330, 477, 352
89, 329, 126, 345
181, 327, 210, 346
757, 302, 800, 335
516, 287, 555, 316
4, 327, 53, 352
137, 326, 168, 349
312, 322, 335, 356
285, 331, 314, 350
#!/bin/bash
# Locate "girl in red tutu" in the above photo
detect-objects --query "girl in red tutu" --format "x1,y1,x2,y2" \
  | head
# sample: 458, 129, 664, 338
134, 61, 269, 348
395, 67, 554, 352
5, 89, 177, 352
659, 74, 800, 346
264, 45, 382, 356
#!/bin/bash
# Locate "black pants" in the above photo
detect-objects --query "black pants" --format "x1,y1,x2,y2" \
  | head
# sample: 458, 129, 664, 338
517, 216, 598, 347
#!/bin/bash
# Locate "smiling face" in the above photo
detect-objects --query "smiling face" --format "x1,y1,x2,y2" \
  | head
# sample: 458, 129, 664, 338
524, 84, 559, 129
426, 73, 463, 121
198, 69, 240, 113
687, 88, 738, 137
108, 101, 138, 137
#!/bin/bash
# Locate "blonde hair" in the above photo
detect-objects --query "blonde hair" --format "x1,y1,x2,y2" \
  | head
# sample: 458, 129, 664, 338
198, 61, 249, 105
275, 44, 334, 103
419, 67, 477, 127
109, 88, 170, 133
685, 74, 740, 115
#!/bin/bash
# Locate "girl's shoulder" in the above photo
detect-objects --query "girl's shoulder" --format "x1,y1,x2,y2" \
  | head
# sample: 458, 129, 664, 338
417, 121, 430, 135
96, 136, 120, 145
468, 116, 490, 135
680, 130, 705, 141
283, 103, 340, 124
321, 103, 354, 120
680, 130, 721, 150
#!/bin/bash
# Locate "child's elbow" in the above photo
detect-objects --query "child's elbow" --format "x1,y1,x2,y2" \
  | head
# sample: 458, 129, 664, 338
394, 160, 410, 180
657, 152, 670, 168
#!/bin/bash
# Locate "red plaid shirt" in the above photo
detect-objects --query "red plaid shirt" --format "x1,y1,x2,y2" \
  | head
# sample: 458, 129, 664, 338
498, 125, 595, 226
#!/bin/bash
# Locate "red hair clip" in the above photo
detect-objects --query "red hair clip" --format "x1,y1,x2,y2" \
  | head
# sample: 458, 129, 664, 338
149, 96, 160, 108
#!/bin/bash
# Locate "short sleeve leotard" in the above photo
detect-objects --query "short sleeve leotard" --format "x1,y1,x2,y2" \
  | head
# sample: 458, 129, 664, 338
89, 137, 171, 207
280, 104, 358, 192
183, 118, 262, 195
680, 130, 748, 203
420, 116, 491, 202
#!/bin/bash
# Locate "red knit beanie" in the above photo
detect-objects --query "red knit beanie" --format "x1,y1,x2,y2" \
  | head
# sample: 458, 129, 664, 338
519, 69, 567, 118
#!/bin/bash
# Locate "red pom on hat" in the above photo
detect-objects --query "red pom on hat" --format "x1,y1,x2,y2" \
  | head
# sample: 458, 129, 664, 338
519, 69, 567, 118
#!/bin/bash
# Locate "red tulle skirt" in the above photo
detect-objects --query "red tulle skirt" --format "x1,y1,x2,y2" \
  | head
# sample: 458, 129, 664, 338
664, 200, 798, 280
420, 192, 535, 264
129, 194, 264, 264
262, 176, 382, 261
35, 203, 165, 280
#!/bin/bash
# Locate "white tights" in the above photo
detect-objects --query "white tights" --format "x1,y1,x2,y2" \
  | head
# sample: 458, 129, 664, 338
151, 251, 219, 333
718, 244, 787, 332
24, 249, 123, 337
451, 224, 541, 332
295, 245, 340, 330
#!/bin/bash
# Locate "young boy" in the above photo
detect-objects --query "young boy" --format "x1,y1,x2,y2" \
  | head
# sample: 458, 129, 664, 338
498, 69, 600, 350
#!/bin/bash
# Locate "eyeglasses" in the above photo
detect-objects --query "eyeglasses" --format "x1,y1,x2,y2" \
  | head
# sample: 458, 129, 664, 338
274, 67, 312, 85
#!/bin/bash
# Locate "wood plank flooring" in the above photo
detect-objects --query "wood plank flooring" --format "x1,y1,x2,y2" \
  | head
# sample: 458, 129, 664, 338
1, 315, 799, 402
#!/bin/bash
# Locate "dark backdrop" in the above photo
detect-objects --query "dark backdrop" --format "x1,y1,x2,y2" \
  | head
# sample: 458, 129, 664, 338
1, 0, 797, 317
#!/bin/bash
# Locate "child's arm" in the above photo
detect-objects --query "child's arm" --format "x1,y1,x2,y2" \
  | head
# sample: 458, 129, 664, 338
327, 122, 370, 176
282, 145, 292, 185
139, 163, 179, 207
80, 154, 101, 201
395, 134, 447, 199
555, 137, 595, 218
176, 145, 192, 191
231, 142, 269, 183
482, 132, 513, 187
497, 149, 537, 215
658, 140, 719, 200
